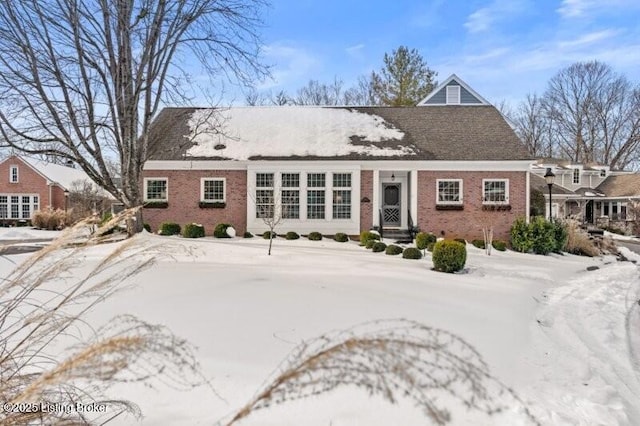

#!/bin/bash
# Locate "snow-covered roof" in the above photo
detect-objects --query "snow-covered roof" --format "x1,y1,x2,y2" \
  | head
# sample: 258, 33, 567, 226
21, 157, 93, 190
185, 107, 412, 160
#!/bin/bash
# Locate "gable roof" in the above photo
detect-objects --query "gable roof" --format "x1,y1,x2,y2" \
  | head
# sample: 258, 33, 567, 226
530, 174, 576, 196
417, 74, 490, 106
596, 174, 640, 197
147, 105, 531, 162
0, 155, 94, 190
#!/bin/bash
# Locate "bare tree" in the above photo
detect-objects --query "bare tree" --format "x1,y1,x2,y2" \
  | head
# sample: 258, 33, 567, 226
0, 0, 268, 218
509, 94, 553, 158
542, 61, 640, 169
292, 77, 345, 106
343, 75, 380, 106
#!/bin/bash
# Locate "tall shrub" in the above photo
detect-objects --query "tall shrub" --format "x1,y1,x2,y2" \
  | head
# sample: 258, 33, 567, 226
510, 217, 532, 253
529, 216, 556, 255
432, 240, 467, 273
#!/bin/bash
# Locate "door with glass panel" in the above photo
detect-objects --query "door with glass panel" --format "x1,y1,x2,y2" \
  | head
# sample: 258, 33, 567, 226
382, 183, 401, 227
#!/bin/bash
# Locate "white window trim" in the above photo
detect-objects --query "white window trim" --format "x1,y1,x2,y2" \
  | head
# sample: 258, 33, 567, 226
9, 165, 18, 183
200, 177, 226, 202
143, 177, 168, 202
572, 167, 581, 185
482, 179, 510, 204
446, 85, 461, 105
436, 179, 463, 205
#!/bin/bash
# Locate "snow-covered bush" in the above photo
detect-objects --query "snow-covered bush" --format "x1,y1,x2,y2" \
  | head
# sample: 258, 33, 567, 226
159, 222, 181, 236
263, 231, 276, 239
243, 231, 254, 238
334, 232, 349, 242
415, 231, 436, 250
372, 242, 387, 252
385, 244, 403, 255
432, 240, 467, 273
214, 223, 233, 238
183, 223, 205, 238
402, 247, 422, 259
308, 231, 323, 241
359, 230, 380, 246
226, 226, 236, 237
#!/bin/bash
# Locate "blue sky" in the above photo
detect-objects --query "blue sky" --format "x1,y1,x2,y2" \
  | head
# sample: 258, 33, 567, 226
245, 0, 640, 106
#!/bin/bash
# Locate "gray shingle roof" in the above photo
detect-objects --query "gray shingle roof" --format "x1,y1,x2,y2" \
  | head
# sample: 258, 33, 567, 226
596, 174, 640, 197
146, 106, 532, 162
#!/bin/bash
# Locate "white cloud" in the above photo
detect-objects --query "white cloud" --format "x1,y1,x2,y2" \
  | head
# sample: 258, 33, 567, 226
558, 29, 619, 49
257, 43, 321, 90
557, 0, 640, 19
464, 0, 529, 34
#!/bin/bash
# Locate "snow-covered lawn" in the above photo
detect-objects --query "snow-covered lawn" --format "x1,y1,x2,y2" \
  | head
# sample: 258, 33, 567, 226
1, 233, 638, 425
0, 227, 62, 240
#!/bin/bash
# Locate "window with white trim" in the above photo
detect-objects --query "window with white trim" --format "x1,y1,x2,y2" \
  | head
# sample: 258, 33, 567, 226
436, 179, 463, 204
332, 173, 351, 219
572, 168, 580, 184
281, 173, 300, 219
9, 165, 18, 183
446, 85, 460, 104
201, 178, 225, 202
307, 173, 326, 219
255, 173, 274, 218
144, 178, 167, 201
482, 179, 509, 204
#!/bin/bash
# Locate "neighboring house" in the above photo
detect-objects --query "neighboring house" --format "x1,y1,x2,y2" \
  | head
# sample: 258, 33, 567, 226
530, 158, 640, 230
142, 75, 533, 241
0, 155, 93, 223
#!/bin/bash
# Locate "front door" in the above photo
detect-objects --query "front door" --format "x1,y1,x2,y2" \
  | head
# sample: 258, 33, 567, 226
382, 183, 401, 227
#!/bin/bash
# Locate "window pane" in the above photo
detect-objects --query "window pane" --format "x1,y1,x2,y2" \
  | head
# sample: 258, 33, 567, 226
438, 181, 460, 203
333, 190, 351, 219
281, 173, 299, 188
256, 173, 274, 188
307, 190, 325, 219
256, 189, 274, 218
203, 180, 224, 201
281, 190, 299, 219
307, 173, 325, 188
146, 180, 167, 200
483, 180, 507, 203
333, 173, 351, 188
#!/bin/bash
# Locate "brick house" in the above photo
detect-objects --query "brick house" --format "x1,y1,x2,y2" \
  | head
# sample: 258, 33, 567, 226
142, 75, 533, 241
0, 155, 92, 223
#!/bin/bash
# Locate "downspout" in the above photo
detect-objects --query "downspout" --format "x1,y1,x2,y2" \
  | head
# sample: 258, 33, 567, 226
525, 171, 530, 223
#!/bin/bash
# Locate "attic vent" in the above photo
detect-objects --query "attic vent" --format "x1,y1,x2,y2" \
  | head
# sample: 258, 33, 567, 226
446, 85, 460, 104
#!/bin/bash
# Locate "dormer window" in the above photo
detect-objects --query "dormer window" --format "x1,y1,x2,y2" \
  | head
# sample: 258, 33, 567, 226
572, 168, 580, 184
9, 165, 18, 183
446, 85, 461, 104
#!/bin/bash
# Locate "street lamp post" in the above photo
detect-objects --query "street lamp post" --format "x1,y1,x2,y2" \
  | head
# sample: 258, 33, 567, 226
64, 189, 69, 213
544, 168, 555, 221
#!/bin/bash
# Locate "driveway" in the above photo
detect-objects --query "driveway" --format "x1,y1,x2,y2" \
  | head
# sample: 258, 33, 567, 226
0, 238, 52, 255
616, 239, 640, 256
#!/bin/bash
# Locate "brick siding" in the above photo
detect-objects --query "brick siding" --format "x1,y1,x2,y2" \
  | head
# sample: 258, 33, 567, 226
417, 171, 527, 241
141, 169, 247, 235
359, 170, 373, 232
0, 156, 60, 209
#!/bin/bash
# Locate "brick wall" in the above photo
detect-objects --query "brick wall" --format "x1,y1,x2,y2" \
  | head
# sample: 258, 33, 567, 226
417, 171, 527, 241
0, 156, 56, 208
141, 169, 247, 235
359, 170, 373, 232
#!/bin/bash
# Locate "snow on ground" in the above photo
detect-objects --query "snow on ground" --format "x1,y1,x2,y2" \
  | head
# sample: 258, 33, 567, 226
1, 234, 638, 425
186, 107, 414, 159
0, 227, 62, 240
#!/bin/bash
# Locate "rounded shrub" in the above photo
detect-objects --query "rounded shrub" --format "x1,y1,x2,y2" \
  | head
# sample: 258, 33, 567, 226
159, 222, 181, 236
182, 223, 205, 238
334, 232, 349, 243
402, 247, 422, 259
510, 217, 532, 253
263, 231, 277, 239
285, 231, 300, 240
492, 240, 507, 251
365, 239, 377, 249
143, 223, 151, 232
214, 223, 233, 238
471, 239, 485, 249
359, 230, 380, 246
415, 232, 437, 250
432, 240, 467, 273
385, 244, 404, 256
372, 242, 387, 253
243, 231, 254, 238
426, 242, 436, 252
308, 231, 323, 241
454, 238, 466, 245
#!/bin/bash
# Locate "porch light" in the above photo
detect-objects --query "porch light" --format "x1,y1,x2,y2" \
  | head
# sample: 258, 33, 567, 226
64, 189, 69, 213
544, 168, 555, 221
391, 173, 395, 181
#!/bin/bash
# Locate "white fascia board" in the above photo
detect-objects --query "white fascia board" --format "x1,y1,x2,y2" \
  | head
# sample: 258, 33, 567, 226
145, 159, 532, 172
